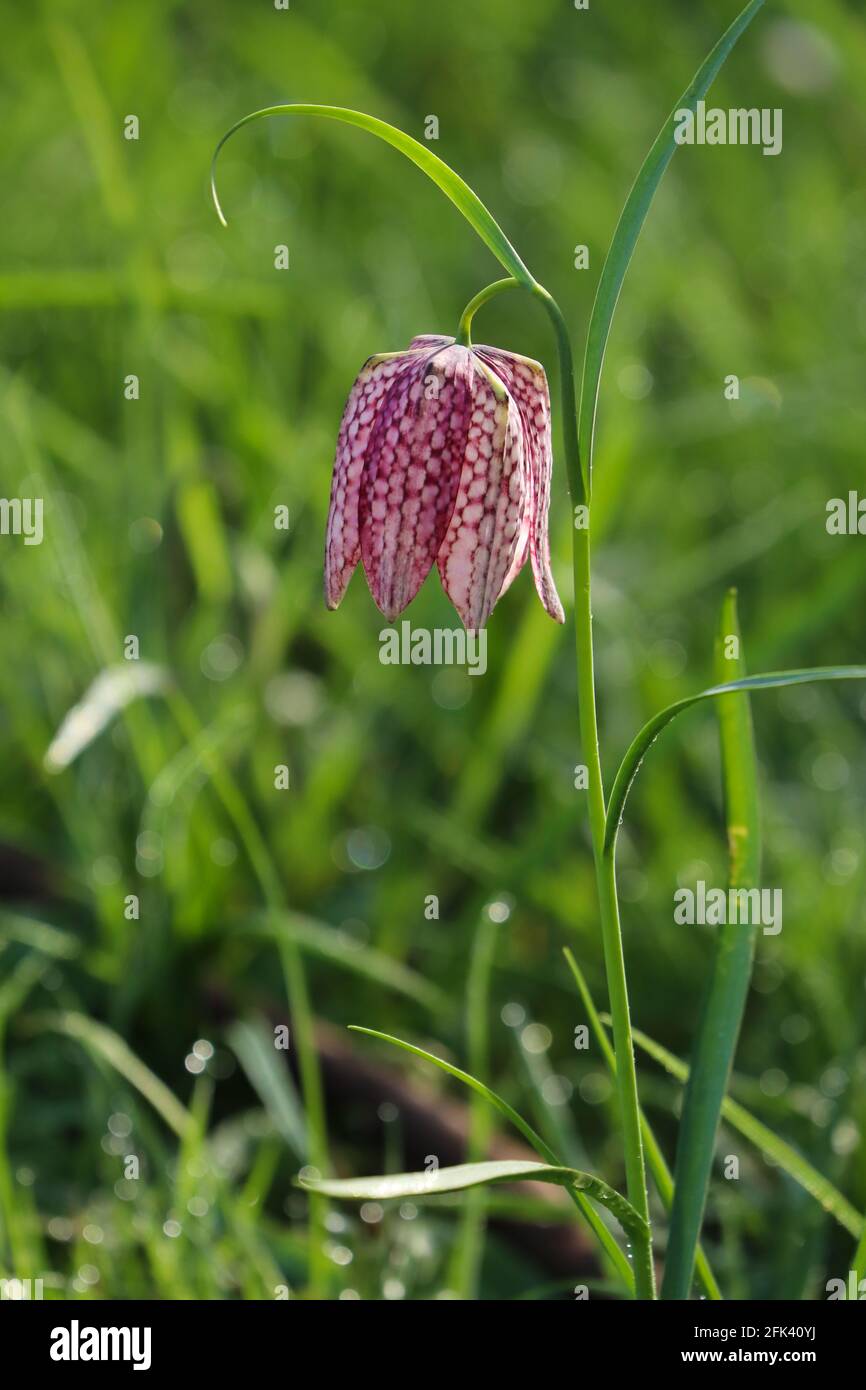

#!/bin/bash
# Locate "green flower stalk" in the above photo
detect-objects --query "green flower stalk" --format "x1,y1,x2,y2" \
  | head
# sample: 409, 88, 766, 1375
212, 104, 655, 1299
210, 2, 774, 1302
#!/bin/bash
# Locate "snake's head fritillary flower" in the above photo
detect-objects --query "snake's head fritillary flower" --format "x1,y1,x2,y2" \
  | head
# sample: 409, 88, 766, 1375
324, 335, 565, 631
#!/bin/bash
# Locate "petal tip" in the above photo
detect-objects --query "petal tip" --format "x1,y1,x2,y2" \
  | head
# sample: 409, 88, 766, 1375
538, 582, 566, 625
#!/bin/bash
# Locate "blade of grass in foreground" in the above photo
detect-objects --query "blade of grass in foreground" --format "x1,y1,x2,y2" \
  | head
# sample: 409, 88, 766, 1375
663, 590, 761, 1300
578, 0, 766, 489
300, 1160, 647, 1247
349, 1026, 635, 1293
626, 1028, 862, 1242
563, 949, 722, 1301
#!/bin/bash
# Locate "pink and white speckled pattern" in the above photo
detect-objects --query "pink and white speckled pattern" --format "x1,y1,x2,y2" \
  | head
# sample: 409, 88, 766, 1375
437, 358, 527, 631
407, 334, 453, 353
325, 352, 419, 609
359, 345, 475, 620
497, 500, 531, 600
324, 333, 564, 628
475, 345, 565, 624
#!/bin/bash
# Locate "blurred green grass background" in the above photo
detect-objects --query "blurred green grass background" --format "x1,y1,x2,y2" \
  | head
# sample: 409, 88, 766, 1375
1, 0, 865, 1300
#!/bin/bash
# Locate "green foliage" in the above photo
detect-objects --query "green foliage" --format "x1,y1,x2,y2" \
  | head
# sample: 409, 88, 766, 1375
630, 1026, 863, 1243
663, 589, 762, 1298
301, 1158, 646, 1247
1, 0, 865, 1301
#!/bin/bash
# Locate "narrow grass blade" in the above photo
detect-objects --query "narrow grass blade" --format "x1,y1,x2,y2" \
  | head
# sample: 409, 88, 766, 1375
0, 912, 79, 960
563, 949, 722, 1301
211, 105, 535, 287
627, 1027, 862, 1242
0, 955, 52, 1023
349, 1026, 552, 1157
47, 21, 135, 227
578, 0, 766, 484
300, 1159, 647, 1245
239, 913, 449, 1015
662, 590, 761, 1299
349, 1025, 635, 1291
509, 1019, 586, 1170
604, 666, 866, 855
44, 663, 169, 772
167, 690, 330, 1294
449, 907, 499, 1298
228, 1017, 308, 1159
33, 1012, 193, 1138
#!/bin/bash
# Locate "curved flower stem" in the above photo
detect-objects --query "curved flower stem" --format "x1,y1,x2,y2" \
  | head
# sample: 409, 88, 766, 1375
456, 281, 586, 504
464, 279, 654, 1297
456, 278, 520, 346
530, 286, 588, 505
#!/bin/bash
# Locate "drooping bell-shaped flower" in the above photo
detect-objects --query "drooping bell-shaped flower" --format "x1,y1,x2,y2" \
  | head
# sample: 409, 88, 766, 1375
324, 335, 565, 630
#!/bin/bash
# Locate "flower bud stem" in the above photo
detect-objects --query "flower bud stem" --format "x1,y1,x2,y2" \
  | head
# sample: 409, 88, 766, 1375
456, 277, 520, 346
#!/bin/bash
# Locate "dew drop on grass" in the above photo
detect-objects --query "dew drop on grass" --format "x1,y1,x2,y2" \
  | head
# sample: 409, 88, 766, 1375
501, 1002, 525, 1029
486, 895, 513, 923
325, 1242, 353, 1267
520, 1022, 552, 1054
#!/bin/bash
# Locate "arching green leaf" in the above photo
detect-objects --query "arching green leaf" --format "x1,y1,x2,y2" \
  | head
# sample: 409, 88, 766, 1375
578, 0, 766, 485
605, 666, 866, 855
300, 1159, 647, 1245
211, 104, 535, 287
